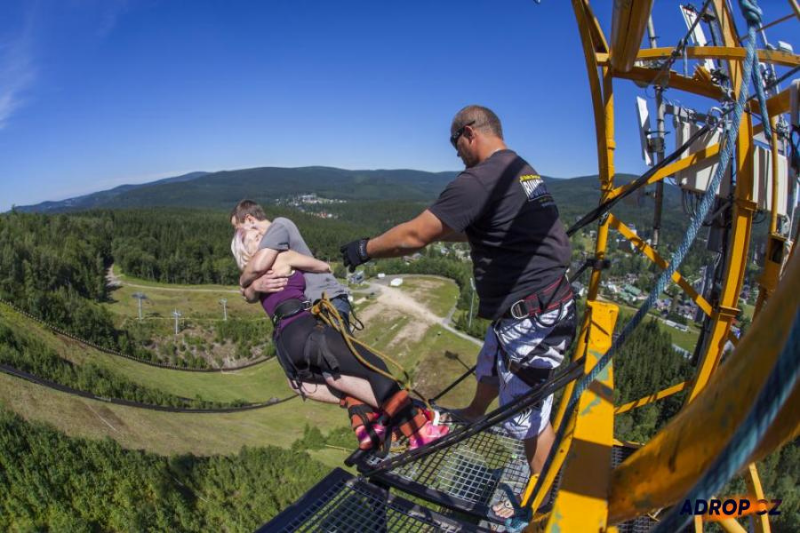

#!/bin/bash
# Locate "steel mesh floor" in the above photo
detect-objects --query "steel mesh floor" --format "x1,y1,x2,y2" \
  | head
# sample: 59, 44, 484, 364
257, 468, 490, 533
357, 423, 529, 521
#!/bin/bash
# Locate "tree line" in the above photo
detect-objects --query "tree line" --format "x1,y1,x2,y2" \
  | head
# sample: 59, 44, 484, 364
0, 408, 328, 532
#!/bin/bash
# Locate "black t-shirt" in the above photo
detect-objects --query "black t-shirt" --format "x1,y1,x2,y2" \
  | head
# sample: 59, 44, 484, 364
429, 150, 571, 320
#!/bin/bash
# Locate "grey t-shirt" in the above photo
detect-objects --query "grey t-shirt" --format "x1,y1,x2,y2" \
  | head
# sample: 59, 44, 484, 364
257, 217, 348, 302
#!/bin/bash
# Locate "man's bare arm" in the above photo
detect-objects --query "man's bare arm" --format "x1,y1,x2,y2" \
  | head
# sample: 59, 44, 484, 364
240, 247, 280, 288
366, 209, 455, 258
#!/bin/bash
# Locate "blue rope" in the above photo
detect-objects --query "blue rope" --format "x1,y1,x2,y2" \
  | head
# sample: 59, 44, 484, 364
519, 0, 772, 524
653, 308, 800, 532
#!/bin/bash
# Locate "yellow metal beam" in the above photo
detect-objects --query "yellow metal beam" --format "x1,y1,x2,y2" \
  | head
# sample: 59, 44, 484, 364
541, 302, 619, 533
608, 214, 714, 317
745, 463, 771, 533
636, 46, 800, 68
615, 381, 690, 415
606, 250, 800, 525
610, 0, 654, 73
607, 143, 721, 201
613, 66, 725, 100
687, 0, 754, 404
749, 88, 791, 118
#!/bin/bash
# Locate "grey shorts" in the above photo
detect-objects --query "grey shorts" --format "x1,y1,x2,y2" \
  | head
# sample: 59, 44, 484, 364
476, 300, 576, 439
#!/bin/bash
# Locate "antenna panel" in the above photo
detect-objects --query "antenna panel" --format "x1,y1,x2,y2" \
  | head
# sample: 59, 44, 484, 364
680, 5, 716, 72
636, 97, 653, 166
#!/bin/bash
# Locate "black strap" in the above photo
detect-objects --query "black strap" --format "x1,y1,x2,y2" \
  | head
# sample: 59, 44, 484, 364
504, 276, 573, 321
273, 298, 310, 327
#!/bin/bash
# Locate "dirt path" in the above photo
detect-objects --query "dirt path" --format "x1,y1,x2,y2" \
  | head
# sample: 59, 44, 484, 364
365, 281, 482, 347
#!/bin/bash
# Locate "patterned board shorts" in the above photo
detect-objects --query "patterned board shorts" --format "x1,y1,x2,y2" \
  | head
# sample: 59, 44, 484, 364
476, 300, 577, 440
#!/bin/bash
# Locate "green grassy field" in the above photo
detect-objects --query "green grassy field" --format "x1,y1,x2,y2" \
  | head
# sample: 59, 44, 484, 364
0, 304, 281, 403
0, 275, 480, 462
104, 273, 263, 323
0, 372, 344, 460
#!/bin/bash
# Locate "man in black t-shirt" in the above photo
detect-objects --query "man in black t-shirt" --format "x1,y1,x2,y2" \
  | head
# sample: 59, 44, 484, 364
340, 106, 576, 515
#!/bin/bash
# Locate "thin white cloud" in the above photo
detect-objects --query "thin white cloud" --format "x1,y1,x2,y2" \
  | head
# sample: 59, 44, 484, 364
0, 10, 37, 130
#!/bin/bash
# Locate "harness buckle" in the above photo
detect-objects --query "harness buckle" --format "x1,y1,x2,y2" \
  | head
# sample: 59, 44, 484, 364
509, 300, 528, 320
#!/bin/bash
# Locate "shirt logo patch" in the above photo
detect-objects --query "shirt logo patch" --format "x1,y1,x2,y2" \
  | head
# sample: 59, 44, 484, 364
519, 174, 548, 201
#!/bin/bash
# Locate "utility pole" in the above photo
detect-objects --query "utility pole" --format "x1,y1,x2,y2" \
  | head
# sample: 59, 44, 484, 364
220, 298, 228, 321
132, 292, 147, 320
648, 16, 666, 249
468, 278, 476, 329
172, 309, 182, 336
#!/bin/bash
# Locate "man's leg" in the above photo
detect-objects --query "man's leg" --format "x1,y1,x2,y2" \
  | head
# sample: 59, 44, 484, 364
451, 323, 499, 421
455, 380, 499, 420
525, 421, 555, 474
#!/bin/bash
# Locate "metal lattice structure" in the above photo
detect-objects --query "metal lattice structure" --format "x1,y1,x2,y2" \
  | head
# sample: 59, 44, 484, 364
256, 468, 491, 533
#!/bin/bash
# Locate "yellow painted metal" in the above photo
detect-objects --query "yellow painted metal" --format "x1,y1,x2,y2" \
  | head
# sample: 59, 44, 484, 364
540, 302, 619, 533
614, 381, 689, 415
717, 517, 748, 533
613, 66, 725, 99
610, 0, 653, 72
608, 214, 714, 316
744, 463, 771, 533
790, 0, 800, 19
607, 143, 721, 201
636, 47, 800, 68
750, 88, 792, 118
606, 250, 800, 525
687, 0, 755, 404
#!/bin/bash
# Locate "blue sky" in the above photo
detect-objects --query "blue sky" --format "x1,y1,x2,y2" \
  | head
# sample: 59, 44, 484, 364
0, 0, 796, 211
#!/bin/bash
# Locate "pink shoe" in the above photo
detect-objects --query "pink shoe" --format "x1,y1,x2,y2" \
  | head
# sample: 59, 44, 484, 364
355, 423, 387, 450
407, 421, 450, 450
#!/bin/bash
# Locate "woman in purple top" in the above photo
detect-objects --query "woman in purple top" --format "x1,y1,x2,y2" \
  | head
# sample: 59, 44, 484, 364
231, 227, 448, 450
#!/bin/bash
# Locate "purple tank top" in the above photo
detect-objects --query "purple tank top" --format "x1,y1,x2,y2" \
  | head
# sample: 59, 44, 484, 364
260, 271, 311, 331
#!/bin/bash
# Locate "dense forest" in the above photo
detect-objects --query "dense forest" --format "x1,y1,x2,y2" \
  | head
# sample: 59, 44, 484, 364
0, 408, 328, 532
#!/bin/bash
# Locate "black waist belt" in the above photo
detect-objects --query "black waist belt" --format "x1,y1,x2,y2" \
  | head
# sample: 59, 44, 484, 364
499, 349, 553, 389
273, 298, 311, 327
503, 276, 573, 321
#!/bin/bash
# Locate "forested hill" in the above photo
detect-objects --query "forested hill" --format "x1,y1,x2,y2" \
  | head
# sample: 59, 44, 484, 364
15, 171, 210, 213
15, 167, 461, 213
15, 164, 669, 215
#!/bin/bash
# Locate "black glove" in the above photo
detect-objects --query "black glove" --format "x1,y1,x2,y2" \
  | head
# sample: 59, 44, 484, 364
340, 238, 371, 272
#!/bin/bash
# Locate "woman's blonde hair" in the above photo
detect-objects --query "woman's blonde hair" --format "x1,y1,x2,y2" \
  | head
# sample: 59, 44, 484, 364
230, 229, 252, 271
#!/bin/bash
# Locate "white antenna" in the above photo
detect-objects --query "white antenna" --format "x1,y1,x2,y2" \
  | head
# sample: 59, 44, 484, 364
636, 97, 654, 166
220, 298, 228, 321
680, 5, 716, 72
172, 309, 182, 336
132, 292, 147, 320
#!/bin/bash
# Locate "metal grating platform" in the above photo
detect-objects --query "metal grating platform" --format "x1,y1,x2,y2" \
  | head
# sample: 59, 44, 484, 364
256, 468, 491, 532
354, 422, 529, 523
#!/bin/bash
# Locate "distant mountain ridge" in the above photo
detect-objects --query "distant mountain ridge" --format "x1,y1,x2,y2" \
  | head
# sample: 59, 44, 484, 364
15, 171, 211, 213
14, 165, 662, 214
